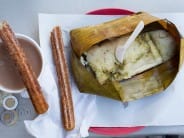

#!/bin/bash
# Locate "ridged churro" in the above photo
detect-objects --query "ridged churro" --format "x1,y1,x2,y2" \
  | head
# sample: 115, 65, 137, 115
0, 21, 48, 114
50, 26, 75, 130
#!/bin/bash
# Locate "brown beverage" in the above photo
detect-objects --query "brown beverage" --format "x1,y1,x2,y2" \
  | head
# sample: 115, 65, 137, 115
0, 38, 42, 91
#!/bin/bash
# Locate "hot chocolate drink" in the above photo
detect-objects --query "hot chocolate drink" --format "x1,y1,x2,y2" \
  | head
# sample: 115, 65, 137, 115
0, 38, 42, 91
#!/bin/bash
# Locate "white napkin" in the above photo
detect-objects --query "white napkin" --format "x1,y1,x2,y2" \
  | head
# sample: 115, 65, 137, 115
24, 37, 97, 137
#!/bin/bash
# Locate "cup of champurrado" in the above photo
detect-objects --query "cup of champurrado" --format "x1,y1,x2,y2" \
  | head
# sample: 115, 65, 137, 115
0, 34, 44, 93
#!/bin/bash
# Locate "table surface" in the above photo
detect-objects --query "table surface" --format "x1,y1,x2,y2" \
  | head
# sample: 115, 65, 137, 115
1, 0, 184, 137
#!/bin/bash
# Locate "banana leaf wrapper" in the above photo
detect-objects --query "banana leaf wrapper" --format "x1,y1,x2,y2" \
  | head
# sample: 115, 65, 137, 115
70, 12, 182, 102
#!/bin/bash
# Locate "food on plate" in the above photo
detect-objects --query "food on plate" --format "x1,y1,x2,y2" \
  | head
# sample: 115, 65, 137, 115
85, 30, 176, 84
70, 12, 181, 102
50, 26, 75, 130
0, 21, 48, 114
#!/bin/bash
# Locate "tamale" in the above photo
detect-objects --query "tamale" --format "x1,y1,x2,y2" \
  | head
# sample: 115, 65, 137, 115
85, 30, 176, 85
70, 12, 181, 102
